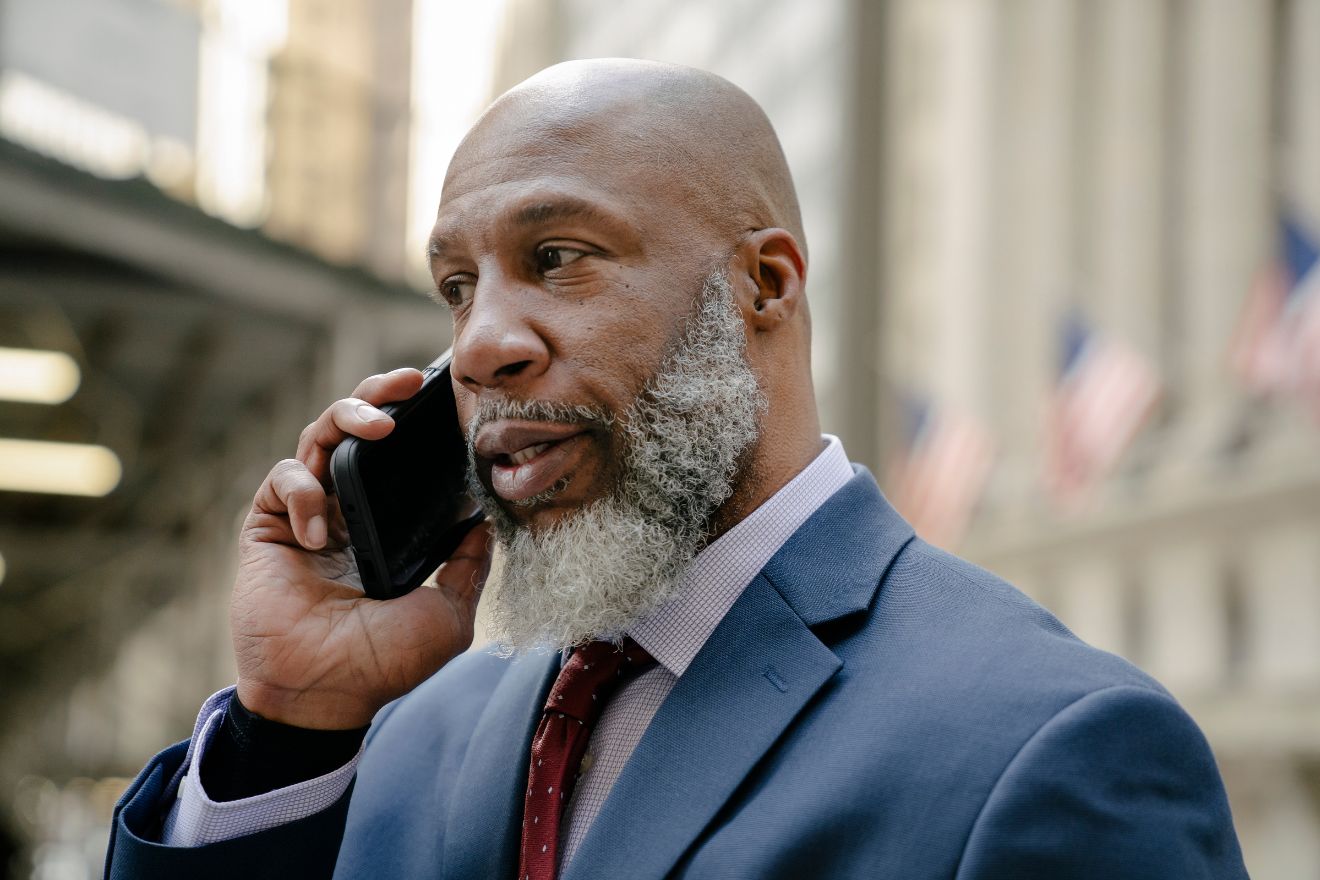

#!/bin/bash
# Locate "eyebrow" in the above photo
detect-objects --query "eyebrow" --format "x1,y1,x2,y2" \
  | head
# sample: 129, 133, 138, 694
512, 199, 620, 229
426, 236, 454, 262
427, 195, 637, 261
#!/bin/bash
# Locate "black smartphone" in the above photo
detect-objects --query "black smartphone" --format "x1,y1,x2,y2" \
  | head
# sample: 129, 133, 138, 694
330, 350, 483, 599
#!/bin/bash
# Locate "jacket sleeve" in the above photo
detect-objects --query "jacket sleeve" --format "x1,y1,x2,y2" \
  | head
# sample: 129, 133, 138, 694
956, 684, 1249, 880
103, 740, 352, 880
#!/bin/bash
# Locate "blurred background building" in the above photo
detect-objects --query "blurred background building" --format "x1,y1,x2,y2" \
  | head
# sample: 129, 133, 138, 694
0, 0, 1316, 877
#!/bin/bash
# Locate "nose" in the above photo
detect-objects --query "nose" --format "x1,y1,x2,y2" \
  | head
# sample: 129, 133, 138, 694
451, 273, 550, 393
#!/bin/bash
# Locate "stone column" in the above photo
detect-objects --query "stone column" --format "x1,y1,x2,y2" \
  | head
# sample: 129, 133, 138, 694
1241, 518, 1320, 694
881, 0, 995, 430
1053, 554, 1128, 658
1282, 0, 1320, 215
365, 0, 414, 281
1082, 0, 1167, 356
1257, 0, 1320, 463
1172, 0, 1273, 461
983, 0, 1077, 509
1140, 537, 1227, 697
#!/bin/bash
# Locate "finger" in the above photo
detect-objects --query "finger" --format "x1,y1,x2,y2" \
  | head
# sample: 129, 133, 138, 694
296, 370, 425, 479
349, 367, 424, 404
296, 397, 392, 481
253, 458, 330, 549
389, 522, 493, 631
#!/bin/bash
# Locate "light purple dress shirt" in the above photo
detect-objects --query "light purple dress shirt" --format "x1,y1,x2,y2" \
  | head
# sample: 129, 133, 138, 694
164, 435, 854, 861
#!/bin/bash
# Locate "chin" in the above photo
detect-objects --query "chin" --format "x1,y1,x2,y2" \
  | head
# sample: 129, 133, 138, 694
516, 502, 577, 532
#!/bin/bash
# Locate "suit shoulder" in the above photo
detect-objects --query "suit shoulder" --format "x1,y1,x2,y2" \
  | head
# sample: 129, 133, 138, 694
958, 684, 1247, 878
853, 537, 1166, 702
887, 539, 1073, 636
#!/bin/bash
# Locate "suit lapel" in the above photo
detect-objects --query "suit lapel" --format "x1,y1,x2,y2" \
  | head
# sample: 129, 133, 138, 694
759, 466, 915, 627
441, 649, 558, 880
563, 468, 914, 880
562, 573, 841, 880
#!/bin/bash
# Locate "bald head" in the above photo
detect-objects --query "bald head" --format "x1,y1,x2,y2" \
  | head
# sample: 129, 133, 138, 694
446, 59, 806, 260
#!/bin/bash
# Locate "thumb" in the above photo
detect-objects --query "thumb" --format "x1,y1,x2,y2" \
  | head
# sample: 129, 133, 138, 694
369, 521, 493, 669
438, 519, 494, 601
399, 520, 493, 615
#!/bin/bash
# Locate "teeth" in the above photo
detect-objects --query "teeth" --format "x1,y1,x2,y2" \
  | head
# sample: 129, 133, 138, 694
508, 442, 550, 466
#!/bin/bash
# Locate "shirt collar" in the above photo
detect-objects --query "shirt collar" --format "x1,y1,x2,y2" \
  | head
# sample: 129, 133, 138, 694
628, 435, 853, 678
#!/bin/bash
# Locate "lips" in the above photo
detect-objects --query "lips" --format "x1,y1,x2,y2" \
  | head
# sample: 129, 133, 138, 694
474, 420, 591, 503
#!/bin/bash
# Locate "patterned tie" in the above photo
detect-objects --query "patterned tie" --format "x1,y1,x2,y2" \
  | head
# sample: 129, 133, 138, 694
518, 638, 655, 880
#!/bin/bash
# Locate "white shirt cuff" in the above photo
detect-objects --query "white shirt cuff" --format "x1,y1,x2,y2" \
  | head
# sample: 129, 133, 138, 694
160, 687, 362, 847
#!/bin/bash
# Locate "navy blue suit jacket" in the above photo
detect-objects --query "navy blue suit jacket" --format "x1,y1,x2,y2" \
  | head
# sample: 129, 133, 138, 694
106, 468, 1248, 879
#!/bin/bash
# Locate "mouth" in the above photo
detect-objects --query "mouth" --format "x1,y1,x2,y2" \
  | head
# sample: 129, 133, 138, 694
474, 420, 594, 503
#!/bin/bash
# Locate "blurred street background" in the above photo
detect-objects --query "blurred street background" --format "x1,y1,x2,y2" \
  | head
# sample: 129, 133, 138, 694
0, 0, 1317, 876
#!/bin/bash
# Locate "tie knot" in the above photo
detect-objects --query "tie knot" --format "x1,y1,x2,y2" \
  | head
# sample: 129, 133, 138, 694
543, 638, 655, 722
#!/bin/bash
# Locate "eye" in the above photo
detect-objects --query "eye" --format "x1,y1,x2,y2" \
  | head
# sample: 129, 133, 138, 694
435, 275, 476, 307
535, 245, 589, 273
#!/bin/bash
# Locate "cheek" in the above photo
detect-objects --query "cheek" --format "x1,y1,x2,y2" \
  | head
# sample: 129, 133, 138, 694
575, 429, 626, 490
570, 329, 663, 413
554, 297, 679, 397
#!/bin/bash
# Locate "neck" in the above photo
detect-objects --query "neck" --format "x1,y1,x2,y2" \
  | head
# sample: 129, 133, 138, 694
706, 421, 824, 544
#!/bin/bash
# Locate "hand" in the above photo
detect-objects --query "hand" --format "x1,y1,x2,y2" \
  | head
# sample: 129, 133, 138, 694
231, 368, 493, 729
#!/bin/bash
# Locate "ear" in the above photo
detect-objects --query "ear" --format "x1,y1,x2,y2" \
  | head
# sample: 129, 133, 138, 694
733, 228, 807, 332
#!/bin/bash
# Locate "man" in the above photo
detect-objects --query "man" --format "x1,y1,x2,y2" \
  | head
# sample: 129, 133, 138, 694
105, 59, 1248, 879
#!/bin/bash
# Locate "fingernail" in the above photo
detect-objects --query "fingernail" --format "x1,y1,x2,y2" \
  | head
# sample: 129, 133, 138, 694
307, 515, 327, 548
356, 404, 390, 423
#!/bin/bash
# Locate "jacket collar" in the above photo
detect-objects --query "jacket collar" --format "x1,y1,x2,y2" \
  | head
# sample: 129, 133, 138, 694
564, 467, 914, 880
629, 435, 855, 678
761, 465, 915, 627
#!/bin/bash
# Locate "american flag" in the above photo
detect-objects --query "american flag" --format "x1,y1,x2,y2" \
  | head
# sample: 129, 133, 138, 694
885, 394, 994, 548
1230, 210, 1320, 409
1047, 312, 1162, 504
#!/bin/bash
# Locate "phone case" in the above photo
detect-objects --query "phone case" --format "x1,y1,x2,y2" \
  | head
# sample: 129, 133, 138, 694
330, 351, 481, 599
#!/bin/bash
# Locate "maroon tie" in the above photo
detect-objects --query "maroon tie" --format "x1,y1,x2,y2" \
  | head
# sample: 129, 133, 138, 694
518, 639, 655, 880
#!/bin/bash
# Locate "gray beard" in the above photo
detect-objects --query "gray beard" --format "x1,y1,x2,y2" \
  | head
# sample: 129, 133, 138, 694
465, 268, 766, 652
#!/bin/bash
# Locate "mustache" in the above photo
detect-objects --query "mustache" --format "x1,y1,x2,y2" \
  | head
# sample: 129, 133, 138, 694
464, 396, 615, 445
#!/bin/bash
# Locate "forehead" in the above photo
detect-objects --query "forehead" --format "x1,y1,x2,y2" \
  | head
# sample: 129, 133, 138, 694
438, 102, 695, 223
437, 126, 650, 237
428, 176, 642, 261
430, 144, 683, 267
